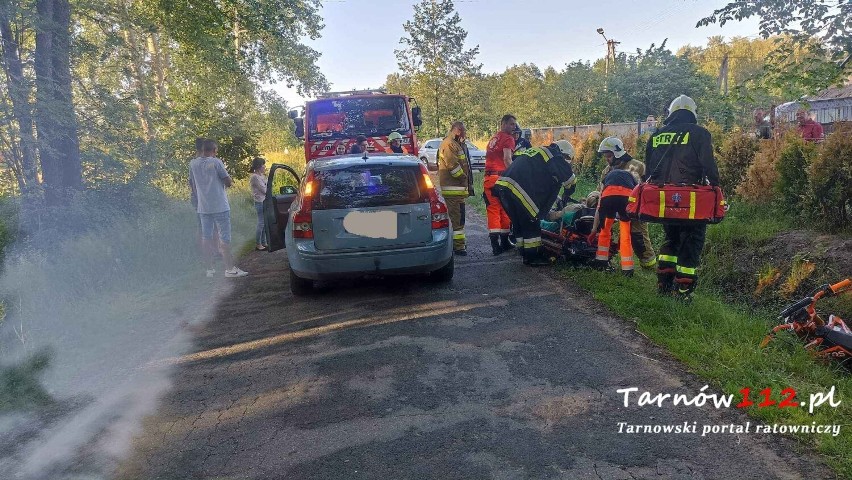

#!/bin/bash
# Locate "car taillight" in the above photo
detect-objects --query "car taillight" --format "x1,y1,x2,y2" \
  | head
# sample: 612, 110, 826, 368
420, 164, 448, 229
293, 173, 315, 239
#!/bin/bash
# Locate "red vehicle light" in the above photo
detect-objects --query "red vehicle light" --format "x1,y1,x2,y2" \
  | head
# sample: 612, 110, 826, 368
419, 164, 448, 229
293, 173, 315, 239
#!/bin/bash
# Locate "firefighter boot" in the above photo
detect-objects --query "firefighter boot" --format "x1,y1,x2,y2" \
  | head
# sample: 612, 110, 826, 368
523, 247, 550, 267
674, 276, 697, 303
657, 268, 676, 296
490, 233, 504, 256
499, 234, 514, 252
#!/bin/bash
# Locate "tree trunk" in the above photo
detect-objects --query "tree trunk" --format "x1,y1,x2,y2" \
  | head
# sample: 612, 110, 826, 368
147, 32, 167, 103
34, 0, 81, 204
0, 11, 39, 194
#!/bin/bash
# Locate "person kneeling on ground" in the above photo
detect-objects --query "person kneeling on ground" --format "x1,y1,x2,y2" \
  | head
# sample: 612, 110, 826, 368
590, 169, 646, 276
493, 140, 576, 266
597, 136, 657, 268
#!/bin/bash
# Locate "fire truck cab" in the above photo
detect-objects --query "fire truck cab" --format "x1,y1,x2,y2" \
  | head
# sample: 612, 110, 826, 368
290, 89, 422, 163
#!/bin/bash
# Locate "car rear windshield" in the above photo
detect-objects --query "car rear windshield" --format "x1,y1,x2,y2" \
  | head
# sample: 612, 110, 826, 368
314, 165, 425, 210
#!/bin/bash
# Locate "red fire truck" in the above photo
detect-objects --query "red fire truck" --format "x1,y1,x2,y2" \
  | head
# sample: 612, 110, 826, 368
290, 89, 422, 162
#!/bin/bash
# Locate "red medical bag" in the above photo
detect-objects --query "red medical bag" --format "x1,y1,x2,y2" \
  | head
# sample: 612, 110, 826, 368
626, 183, 727, 224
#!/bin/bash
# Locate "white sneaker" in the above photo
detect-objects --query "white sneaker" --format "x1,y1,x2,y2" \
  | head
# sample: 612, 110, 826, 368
225, 267, 248, 278
206, 269, 216, 278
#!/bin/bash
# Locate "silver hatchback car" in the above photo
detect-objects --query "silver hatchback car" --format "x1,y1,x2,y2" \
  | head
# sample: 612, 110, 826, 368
264, 154, 454, 295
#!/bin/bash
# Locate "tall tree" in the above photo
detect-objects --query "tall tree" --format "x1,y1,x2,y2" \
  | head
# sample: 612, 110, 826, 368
395, 0, 481, 135
698, 1, 852, 92
34, 0, 82, 204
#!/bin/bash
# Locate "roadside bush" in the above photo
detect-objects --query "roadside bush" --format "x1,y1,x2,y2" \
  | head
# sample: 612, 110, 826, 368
634, 133, 648, 161
775, 133, 819, 208
575, 131, 607, 181
808, 122, 852, 229
717, 128, 758, 195
737, 137, 782, 203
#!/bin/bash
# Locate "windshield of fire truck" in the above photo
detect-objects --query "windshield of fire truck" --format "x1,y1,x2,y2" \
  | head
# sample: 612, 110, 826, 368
308, 96, 410, 140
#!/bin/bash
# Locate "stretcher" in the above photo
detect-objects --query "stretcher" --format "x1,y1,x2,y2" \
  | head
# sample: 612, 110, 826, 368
540, 203, 616, 264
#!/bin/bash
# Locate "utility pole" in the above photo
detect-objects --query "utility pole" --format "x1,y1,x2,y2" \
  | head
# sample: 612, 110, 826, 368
718, 53, 729, 95
596, 28, 620, 89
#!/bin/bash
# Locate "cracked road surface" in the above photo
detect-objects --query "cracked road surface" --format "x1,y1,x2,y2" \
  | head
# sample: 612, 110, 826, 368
118, 211, 830, 479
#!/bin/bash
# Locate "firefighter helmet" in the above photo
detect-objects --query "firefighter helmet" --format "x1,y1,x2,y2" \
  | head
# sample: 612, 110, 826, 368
668, 95, 697, 116
388, 131, 403, 142
597, 137, 626, 158
554, 140, 575, 160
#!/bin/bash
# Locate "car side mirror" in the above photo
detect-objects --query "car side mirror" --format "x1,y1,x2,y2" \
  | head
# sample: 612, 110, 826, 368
280, 185, 298, 195
294, 118, 304, 139
412, 106, 422, 128
288, 109, 298, 120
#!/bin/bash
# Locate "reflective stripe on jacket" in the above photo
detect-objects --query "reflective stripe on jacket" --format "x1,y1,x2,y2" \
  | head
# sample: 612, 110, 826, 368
493, 145, 575, 220
438, 136, 474, 197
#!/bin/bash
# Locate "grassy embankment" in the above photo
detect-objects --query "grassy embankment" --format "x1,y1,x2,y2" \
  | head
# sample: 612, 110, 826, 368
0, 155, 293, 413
564, 178, 852, 477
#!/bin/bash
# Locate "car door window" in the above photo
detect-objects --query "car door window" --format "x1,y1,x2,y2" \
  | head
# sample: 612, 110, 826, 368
426, 140, 439, 149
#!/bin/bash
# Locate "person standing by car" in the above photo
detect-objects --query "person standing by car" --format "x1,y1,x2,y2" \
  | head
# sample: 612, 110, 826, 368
438, 121, 474, 256
484, 114, 517, 255
250, 158, 269, 251
189, 139, 249, 278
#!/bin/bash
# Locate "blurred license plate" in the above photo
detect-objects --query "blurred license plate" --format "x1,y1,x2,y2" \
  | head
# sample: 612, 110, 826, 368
342, 211, 398, 239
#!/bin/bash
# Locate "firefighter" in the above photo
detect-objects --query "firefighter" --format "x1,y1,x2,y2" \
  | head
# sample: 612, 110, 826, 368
438, 121, 475, 256
494, 141, 576, 266
596, 137, 656, 268
484, 114, 517, 255
590, 169, 639, 276
645, 95, 720, 299
388, 131, 405, 153
513, 123, 532, 152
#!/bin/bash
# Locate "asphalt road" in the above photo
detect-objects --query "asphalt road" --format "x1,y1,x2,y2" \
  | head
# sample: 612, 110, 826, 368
117, 211, 831, 480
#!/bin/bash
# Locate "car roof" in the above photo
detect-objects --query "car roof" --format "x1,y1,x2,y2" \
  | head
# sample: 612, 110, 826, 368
309, 153, 424, 171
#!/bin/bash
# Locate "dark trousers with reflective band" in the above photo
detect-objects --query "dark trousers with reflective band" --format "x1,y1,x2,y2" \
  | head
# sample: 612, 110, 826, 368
658, 223, 707, 292
445, 196, 466, 250
496, 190, 540, 253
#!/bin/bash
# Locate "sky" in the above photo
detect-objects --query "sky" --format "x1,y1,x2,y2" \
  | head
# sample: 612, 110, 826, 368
271, 0, 763, 107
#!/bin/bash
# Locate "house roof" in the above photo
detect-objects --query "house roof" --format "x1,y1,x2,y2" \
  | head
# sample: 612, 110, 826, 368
807, 83, 852, 101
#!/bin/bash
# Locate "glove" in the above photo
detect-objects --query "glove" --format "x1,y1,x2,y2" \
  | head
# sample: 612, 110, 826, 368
587, 232, 598, 246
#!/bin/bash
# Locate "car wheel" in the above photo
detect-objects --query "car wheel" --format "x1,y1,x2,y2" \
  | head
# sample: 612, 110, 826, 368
290, 269, 314, 295
430, 257, 454, 282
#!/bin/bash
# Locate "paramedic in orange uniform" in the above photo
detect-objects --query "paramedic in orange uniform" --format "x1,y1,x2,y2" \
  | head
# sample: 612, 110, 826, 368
484, 114, 517, 255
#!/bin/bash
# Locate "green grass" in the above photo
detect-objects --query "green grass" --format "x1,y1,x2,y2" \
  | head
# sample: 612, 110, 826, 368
566, 265, 852, 476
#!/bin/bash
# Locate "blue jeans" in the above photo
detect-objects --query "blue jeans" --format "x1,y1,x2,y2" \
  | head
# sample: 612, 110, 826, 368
254, 202, 268, 246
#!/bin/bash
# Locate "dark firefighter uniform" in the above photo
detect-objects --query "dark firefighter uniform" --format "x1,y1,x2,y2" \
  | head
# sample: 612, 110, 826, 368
493, 144, 576, 266
645, 101, 720, 297
438, 134, 474, 253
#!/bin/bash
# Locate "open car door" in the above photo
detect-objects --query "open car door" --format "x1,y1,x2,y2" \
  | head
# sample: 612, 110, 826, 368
264, 164, 302, 252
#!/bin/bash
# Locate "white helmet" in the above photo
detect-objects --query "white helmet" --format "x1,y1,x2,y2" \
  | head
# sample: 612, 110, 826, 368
553, 140, 575, 160
668, 95, 697, 116
597, 137, 626, 158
